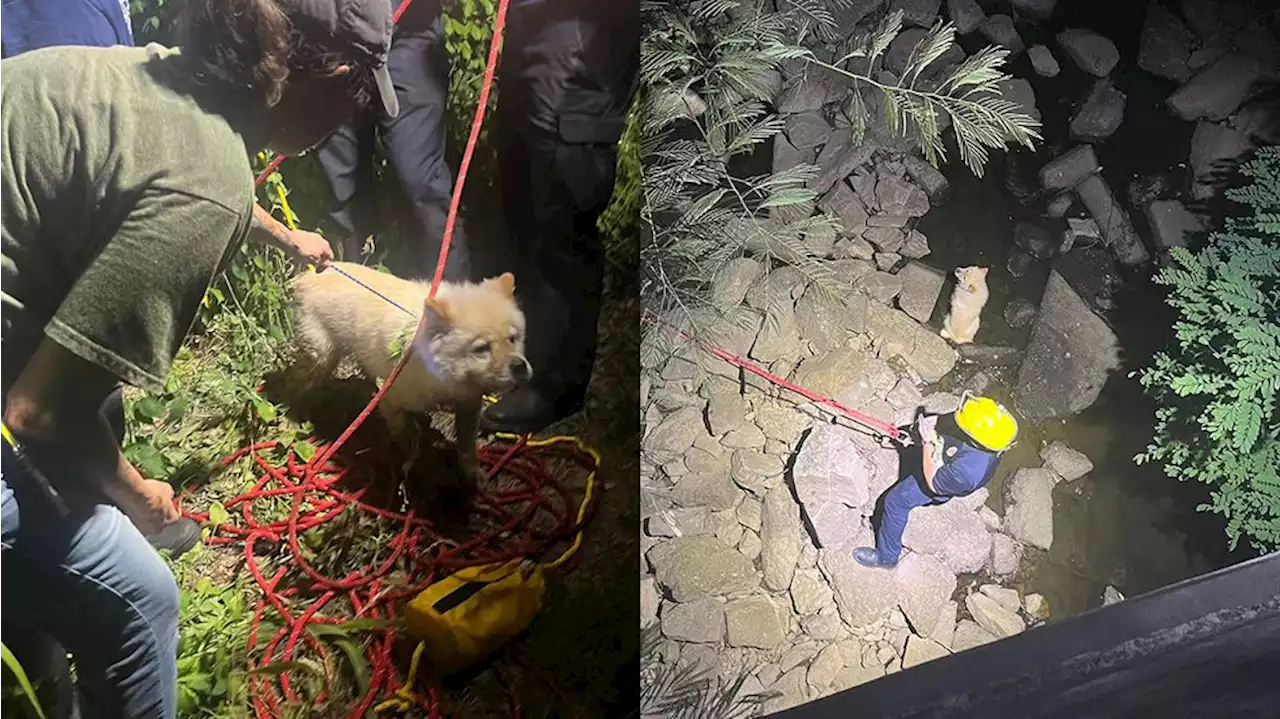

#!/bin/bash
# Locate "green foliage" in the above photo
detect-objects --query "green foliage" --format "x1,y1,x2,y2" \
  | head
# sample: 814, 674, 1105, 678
1, 643, 46, 719
639, 0, 1040, 366
166, 546, 255, 715
1135, 146, 1280, 554
639, 625, 775, 719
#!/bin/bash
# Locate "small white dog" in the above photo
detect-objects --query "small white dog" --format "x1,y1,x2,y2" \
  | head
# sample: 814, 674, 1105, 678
939, 266, 990, 345
289, 262, 530, 480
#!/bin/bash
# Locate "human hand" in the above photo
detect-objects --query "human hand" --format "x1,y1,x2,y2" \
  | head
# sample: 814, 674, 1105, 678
118, 478, 182, 535
916, 414, 938, 441
284, 229, 335, 270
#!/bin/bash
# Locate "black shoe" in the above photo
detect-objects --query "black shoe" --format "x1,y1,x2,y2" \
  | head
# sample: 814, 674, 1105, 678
148, 517, 201, 558
479, 385, 582, 435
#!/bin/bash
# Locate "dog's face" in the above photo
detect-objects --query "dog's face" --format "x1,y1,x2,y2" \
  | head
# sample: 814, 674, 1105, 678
954, 266, 990, 290
416, 273, 531, 394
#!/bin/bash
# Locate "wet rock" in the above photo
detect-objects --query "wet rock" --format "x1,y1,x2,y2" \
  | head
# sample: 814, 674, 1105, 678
895, 553, 958, 633
1046, 191, 1075, 218
966, 591, 1027, 638
725, 595, 787, 649
902, 635, 951, 668
946, 0, 985, 34
1056, 28, 1119, 77
820, 548, 903, 628
876, 174, 931, 217
1004, 467, 1056, 551
1167, 54, 1266, 121
820, 181, 871, 235
834, 235, 876, 260
761, 486, 804, 591
1003, 297, 1037, 329
791, 567, 836, 616
875, 252, 901, 272
1076, 174, 1149, 266
958, 344, 1023, 367
864, 226, 907, 253
1062, 216, 1103, 253
903, 155, 950, 204
980, 584, 1022, 613
951, 619, 1000, 652
1138, 3, 1195, 82
1145, 199, 1205, 252
1015, 221, 1056, 260
989, 533, 1022, 576
896, 261, 946, 323
645, 407, 707, 465
1102, 585, 1125, 606
661, 598, 726, 643
858, 271, 905, 305
892, 0, 942, 28
1070, 79, 1126, 142
1039, 144, 1100, 191
1024, 592, 1050, 621
786, 111, 834, 150
807, 643, 845, 693
764, 666, 808, 714
981, 15, 1025, 54
1041, 440, 1094, 482
650, 536, 760, 601
1006, 249, 1036, 279
793, 425, 873, 550
1027, 44, 1060, 77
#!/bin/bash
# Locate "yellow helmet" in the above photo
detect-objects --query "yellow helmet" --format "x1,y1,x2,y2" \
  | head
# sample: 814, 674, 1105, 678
954, 395, 1019, 452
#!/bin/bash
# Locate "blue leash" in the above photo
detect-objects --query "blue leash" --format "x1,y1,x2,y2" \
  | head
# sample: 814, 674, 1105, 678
328, 264, 415, 316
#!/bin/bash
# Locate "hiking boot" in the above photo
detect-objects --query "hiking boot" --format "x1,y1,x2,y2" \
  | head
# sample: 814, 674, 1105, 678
148, 517, 201, 558
853, 547, 897, 569
479, 384, 583, 435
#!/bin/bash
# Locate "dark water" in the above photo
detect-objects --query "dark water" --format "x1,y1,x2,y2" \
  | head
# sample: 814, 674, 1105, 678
917, 1, 1256, 617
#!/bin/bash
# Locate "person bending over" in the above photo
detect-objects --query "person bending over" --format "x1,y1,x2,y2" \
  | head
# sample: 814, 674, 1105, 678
0, 0, 397, 715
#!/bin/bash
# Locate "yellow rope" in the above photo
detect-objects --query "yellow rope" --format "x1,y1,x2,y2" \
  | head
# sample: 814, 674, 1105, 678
373, 641, 428, 713
492, 432, 600, 571
1, 422, 16, 449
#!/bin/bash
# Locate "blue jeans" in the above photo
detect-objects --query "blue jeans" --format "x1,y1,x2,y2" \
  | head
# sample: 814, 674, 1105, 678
1, 469, 179, 719
874, 474, 946, 564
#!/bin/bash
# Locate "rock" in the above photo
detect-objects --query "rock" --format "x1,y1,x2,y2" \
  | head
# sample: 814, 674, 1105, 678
1046, 191, 1075, 218
1063, 216, 1103, 253
811, 137, 879, 195
892, 0, 942, 28
1011, 0, 1055, 22
1041, 440, 1094, 482
641, 576, 661, 627
673, 463, 742, 511
857, 271, 905, 305
925, 599, 958, 649
902, 635, 951, 668
1007, 248, 1035, 279
989, 533, 1022, 576
966, 591, 1027, 639
711, 257, 765, 308
803, 610, 845, 642
1014, 222, 1056, 260
761, 486, 804, 592
780, 642, 818, 674
706, 383, 747, 436
955, 486, 989, 513
895, 261, 946, 324
1004, 467, 1056, 551
946, 0, 985, 34
661, 598, 726, 643
834, 235, 876, 261
876, 174, 931, 217
1188, 106, 1277, 202
886, 28, 931, 77
649, 536, 760, 601
1028, 44, 1060, 77
725, 595, 787, 649
738, 529, 762, 561
1102, 585, 1125, 606
820, 182, 871, 236
647, 506, 712, 538
951, 619, 1000, 653
980, 584, 1022, 614
1012, 270, 1122, 420
1024, 592, 1050, 621
753, 401, 815, 446
1235, 25, 1280, 68
807, 643, 845, 693
850, 169, 879, 209
1070, 79, 1126, 142
791, 567, 836, 616
1186, 46, 1225, 71
792, 425, 873, 550
645, 407, 707, 465
1138, 3, 1195, 82
866, 303, 959, 383
902, 501, 993, 574
805, 222, 839, 258
1167, 54, 1266, 121
786, 111, 834, 150
922, 391, 962, 414
764, 666, 808, 714
902, 156, 949, 205
864, 226, 907, 253
998, 77, 1040, 132
877, 646, 898, 667
894, 553, 958, 633
832, 662, 886, 691
774, 131, 811, 177
874, 252, 901, 271
797, 286, 859, 354
750, 308, 802, 366
901, 229, 931, 260
1076, 174, 1149, 266
1181, 0, 1248, 48
1039, 145, 1100, 191
1003, 297, 1037, 329
819, 548, 902, 628
886, 378, 924, 412
1145, 199, 1205, 252
1056, 28, 1119, 77
981, 15, 1025, 54
978, 505, 1002, 531
958, 343, 1022, 367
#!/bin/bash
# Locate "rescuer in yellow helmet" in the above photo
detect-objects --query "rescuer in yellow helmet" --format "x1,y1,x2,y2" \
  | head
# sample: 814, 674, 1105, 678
854, 393, 1018, 569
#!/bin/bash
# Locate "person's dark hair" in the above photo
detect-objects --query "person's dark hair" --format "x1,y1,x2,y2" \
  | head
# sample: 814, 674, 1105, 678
178, 0, 373, 108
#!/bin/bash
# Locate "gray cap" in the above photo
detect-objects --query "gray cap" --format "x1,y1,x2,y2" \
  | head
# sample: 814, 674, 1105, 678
282, 0, 399, 117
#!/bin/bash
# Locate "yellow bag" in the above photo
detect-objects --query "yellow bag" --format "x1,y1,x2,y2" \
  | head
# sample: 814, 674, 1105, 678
403, 558, 546, 676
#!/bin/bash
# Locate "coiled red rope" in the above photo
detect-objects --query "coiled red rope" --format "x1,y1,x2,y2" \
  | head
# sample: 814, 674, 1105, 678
176, 0, 596, 715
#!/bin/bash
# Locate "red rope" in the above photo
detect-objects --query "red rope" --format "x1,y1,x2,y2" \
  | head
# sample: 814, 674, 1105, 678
184, 0, 586, 715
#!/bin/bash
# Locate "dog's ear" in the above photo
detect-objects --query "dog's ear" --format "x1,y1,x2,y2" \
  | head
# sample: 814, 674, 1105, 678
423, 296, 453, 327
977, 267, 990, 279
487, 272, 516, 297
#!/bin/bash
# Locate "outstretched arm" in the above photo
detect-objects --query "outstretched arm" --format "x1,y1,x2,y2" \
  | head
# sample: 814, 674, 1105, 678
250, 203, 335, 269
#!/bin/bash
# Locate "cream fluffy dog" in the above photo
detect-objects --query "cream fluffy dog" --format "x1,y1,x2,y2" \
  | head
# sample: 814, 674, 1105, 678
939, 266, 990, 345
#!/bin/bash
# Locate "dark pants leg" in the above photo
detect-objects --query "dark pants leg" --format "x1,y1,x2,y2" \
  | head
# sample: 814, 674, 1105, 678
380, 19, 470, 282
314, 115, 379, 262
489, 0, 639, 426
874, 475, 940, 564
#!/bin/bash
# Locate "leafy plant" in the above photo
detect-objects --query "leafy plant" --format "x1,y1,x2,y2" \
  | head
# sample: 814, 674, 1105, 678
1, 643, 47, 719
639, 625, 774, 719
1135, 145, 1280, 553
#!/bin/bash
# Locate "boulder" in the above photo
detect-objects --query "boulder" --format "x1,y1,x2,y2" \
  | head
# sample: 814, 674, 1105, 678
754, 400, 816, 446
820, 548, 902, 628
1010, 0, 1055, 22
1004, 467, 1056, 551
926, 599, 958, 649
980, 584, 1023, 613
894, 553, 959, 632
1062, 216, 1103, 253
739, 529, 762, 561
876, 174, 931, 217
1040, 440, 1094, 482
795, 346, 875, 405
946, 0, 985, 34
711, 257, 765, 308
951, 619, 1000, 652
1145, 199, 1205, 252
902, 635, 951, 668
1138, 3, 1195, 82
644, 407, 707, 465
641, 576, 661, 627
1167, 54, 1266, 122
792, 425, 873, 550
750, 306, 803, 365
886, 377, 924, 412
705, 381, 747, 437
1102, 585, 1126, 606
1003, 297, 1037, 329
811, 136, 879, 195
981, 14, 1025, 54
1181, 0, 1249, 48
958, 344, 1023, 367
1076, 174, 1150, 266
866, 303, 959, 383
764, 666, 809, 714
875, 252, 901, 271
901, 229, 932, 259
761, 486, 804, 591
832, 662, 886, 692
649, 536, 760, 601
834, 235, 876, 261
774, 132, 812, 176
791, 567, 836, 616
1189, 107, 1277, 201
989, 533, 1022, 576
1070, 79, 1126, 142
725, 595, 788, 649
805, 222, 839, 258
1056, 28, 1119, 77
1024, 592, 1051, 621
891, 0, 942, 28
903, 155, 950, 203
897, 261, 946, 323
797, 285, 858, 354
1235, 25, 1280, 68
1039, 145, 1099, 191
672, 462, 743, 511
646, 506, 712, 538
820, 182, 871, 236
1028, 44, 1061, 77
661, 598, 726, 643
1046, 191, 1075, 218
965, 591, 1027, 638
902, 501, 993, 574
857, 271, 905, 305
864, 226, 907, 253
1014, 221, 1056, 260
803, 610, 845, 642
886, 28, 931, 77
785, 111, 834, 150
807, 643, 845, 693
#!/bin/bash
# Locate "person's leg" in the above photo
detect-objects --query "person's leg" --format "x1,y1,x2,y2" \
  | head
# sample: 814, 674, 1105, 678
3, 473, 181, 719
313, 115, 379, 263
483, 0, 640, 433
856, 475, 935, 567
379, 20, 471, 282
